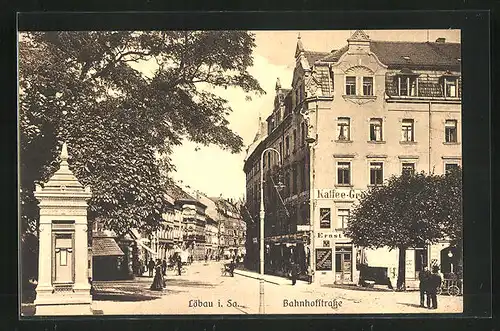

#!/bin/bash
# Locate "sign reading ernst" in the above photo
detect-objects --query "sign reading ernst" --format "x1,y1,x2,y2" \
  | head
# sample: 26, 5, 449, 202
316, 189, 363, 200
315, 248, 333, 271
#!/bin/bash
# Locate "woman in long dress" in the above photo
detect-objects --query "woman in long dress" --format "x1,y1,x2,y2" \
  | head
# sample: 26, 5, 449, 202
150, 259, 164, 291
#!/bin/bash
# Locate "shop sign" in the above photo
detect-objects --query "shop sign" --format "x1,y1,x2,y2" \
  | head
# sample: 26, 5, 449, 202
315, 248, 333, 271
317, 231, 346, 240
297, 225, 311, 232
315, 189, 364, 200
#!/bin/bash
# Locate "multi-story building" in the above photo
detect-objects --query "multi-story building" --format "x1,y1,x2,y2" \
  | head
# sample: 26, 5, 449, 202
196, 192, 220, 259
243, 30, 461, 287
212, 197, 246, 259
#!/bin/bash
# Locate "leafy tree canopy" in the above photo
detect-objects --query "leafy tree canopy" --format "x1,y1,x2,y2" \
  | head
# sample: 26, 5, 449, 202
345, 169, 463, 250
19, 31, 265, 236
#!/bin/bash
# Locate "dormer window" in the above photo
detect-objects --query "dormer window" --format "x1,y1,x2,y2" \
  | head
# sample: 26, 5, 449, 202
444, 77, 458, 98
396, 69, 419, 97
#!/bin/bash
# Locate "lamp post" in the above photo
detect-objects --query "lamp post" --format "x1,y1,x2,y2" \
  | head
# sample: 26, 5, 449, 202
259, 147, 282, 314
448, 251, 454, 273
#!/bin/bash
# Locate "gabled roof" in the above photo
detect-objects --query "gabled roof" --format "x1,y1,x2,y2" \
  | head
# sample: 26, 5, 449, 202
319, 41, 460, 70
165, 184, 196, 202
304, 51, 330, 66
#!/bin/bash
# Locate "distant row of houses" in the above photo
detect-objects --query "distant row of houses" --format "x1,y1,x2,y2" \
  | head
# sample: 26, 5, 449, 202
90, 183, 246, 281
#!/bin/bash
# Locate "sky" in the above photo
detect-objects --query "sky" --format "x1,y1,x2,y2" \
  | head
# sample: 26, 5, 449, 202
143, 29, 461, 199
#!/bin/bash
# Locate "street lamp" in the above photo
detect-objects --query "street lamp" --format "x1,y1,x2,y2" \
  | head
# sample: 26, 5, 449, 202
259, 147, 282, 314
448, 251, 454, 273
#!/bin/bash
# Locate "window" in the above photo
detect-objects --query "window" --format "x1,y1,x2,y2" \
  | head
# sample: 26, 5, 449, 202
369, 118, 383, 142
320, 208, 331, 229
346, 76, 356, 95
337, 209, 350, 229
292, 164, 297, 195
445, 163, 459, 174
370, 162, 383, 185
444, 77, 458, 97
59, 250, 68, 266
363, 77, 373, 96
445, 120, 458, 143
337, 162, 351, 185
402, 162, 415, 176
267, 153, 271, 168
285, 136, 290, 156
337, 117, 350, 141
300, 122, 306, 145
279, 142, 283, 158
293, 129, 297, 151
398, 76, 417, 96
401, 119, 415, 142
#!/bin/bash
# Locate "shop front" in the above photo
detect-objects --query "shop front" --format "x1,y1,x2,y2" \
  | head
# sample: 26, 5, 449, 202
314, 230, 357, 285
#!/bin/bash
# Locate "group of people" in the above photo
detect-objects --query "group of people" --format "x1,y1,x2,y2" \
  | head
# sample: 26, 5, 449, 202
148, 255, 186, 291
418, 265, 443, 309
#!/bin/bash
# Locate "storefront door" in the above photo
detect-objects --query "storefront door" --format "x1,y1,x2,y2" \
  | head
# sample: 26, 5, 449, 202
335, 246, 352, 283
55, 234, 73, 283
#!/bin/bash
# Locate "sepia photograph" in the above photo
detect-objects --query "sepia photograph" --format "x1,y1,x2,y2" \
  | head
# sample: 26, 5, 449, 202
19, 28, 463, 316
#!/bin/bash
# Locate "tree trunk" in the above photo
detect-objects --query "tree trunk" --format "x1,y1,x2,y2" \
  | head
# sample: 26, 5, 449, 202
396, 246, 406, 291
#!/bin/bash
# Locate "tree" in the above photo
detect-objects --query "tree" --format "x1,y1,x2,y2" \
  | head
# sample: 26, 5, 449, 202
345, 170, 462, 290
19, 31, 265, 237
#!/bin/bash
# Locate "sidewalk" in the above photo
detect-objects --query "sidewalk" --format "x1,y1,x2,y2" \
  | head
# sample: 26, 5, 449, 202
234, 268, 309, 286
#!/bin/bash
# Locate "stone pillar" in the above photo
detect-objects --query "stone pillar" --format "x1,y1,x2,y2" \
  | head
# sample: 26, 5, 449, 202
33, 142, 93, 315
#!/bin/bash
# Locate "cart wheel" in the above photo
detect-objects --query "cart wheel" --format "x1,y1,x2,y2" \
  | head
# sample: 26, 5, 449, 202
436, 287, 442, 295
448, 285, 460, 296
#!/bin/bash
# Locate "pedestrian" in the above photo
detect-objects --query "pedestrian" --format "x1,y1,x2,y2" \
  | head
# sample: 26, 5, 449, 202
290, 261, 299, 286
177, 255, 182, 276
229, 259, 236, 277
307, 265, 313, 284
205, 254, 208, 264
150, 259, 164, 291
419, 266, 431, 307
427, 266, 442, 309
148, 258, 155, 277
161, 258, 167, 276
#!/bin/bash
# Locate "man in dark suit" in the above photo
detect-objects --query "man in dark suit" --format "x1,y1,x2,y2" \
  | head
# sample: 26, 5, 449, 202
427, 266, 442, 309
290, 261, 299, 286
419, 266, 431, 307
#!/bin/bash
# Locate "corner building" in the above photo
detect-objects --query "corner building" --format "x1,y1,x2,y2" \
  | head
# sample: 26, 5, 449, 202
243, 30, 461, 288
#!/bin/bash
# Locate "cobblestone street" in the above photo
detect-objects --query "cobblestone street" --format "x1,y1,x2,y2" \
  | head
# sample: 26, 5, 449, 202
89, 261, 463, 315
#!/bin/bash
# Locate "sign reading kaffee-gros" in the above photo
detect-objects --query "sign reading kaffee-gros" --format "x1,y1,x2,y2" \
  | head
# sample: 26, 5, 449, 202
315, 189, 364, 200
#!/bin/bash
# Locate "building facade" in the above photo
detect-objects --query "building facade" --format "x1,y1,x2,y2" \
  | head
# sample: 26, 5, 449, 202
243, 30, 461, 287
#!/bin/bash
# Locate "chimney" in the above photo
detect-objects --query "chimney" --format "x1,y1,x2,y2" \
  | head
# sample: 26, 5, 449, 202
347, 30, 371, 54
435, 38, 446, 43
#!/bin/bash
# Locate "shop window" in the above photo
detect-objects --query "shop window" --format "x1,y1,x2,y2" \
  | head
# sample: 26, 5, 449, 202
401, 119, 415, 142
337, 162, 351, 185
320, 208, 331, 229
337, 117, 350, 141
370, 162, 384, 185
363, 77, 373, 96
345, 76, 356, 95
402, 162, 415, 176
369, 118, 383, 142
337, 209, 350, 229
445, 120, 458, 143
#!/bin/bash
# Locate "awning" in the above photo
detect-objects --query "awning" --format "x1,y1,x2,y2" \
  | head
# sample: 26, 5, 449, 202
136, 239, 158, 255
92, 237, 125, 257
